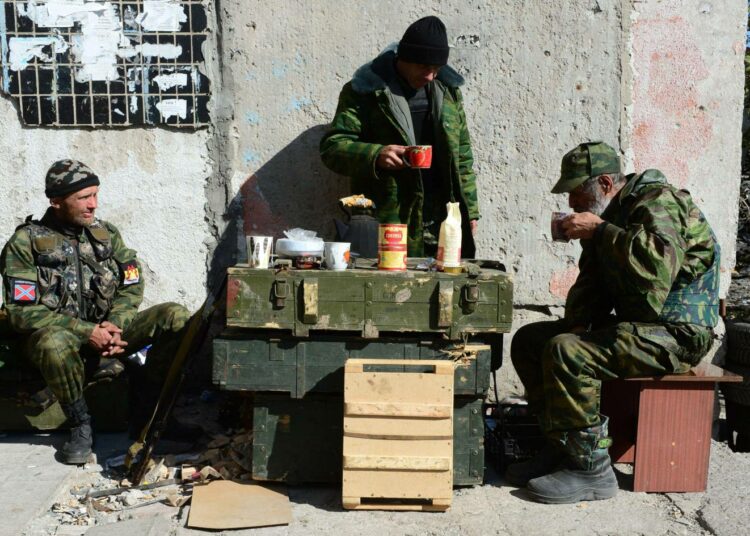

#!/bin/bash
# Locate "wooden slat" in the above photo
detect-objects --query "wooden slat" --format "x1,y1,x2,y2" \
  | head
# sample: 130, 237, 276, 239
344, 402, 451, 418
343, 455, 451, 471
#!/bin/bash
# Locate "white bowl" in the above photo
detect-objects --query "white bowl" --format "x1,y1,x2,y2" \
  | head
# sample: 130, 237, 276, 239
275, 238, 324, 257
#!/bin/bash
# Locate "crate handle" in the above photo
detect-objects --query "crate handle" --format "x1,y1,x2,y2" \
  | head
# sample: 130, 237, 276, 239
345, 359, 454, 375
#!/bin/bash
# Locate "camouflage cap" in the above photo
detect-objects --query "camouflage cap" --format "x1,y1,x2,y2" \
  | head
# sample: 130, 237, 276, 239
551, 142, 620, 194
45, 159, 100, 198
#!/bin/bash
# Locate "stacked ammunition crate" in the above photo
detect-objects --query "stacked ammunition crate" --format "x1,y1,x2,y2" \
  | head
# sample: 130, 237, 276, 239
212, 259, 513, 485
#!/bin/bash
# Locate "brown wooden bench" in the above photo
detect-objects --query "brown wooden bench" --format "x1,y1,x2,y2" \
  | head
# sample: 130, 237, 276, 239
600, 362, 742, 493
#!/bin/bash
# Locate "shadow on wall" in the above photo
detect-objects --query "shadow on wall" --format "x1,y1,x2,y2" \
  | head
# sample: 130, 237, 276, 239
207, 124, 349, 286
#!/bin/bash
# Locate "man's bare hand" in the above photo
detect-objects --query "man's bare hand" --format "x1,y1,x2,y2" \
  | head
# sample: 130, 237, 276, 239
562, 212, 604, 240
377, 145, 408, 170
88, 324, 114, 352
99, 321, 122, 335
96, 321, 128, 357
101, 331, 128, 357
470, 219, 478, 236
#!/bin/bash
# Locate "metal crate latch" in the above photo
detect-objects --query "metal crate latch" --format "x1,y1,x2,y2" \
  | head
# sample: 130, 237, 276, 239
272, 278, 290, 308
462, 282, 479, 314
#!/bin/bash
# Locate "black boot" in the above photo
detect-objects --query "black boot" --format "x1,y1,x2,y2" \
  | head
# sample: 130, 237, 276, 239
505, 442, 564, 487
60, 397, 94, 465
526, 417, 618, 504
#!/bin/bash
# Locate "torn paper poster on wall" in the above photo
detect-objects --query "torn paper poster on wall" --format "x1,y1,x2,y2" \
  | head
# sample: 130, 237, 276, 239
0, 0, 211, 127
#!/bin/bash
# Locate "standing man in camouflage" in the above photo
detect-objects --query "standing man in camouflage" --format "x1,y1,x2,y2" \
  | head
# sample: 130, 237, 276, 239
508, 142, 719, 503
320, 16, 480, 258
0, 160, 191, 464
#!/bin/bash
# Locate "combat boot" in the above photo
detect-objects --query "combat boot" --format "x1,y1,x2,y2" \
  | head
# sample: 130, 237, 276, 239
505, 442, 564, 487
60, 397, 94, 465
526, 417, 618, 504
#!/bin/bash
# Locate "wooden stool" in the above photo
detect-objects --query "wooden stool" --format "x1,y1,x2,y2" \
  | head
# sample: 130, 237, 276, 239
601, 362, 742, 492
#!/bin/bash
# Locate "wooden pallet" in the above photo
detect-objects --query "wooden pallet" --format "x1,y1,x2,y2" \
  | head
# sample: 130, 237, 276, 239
342, 359, 454, 511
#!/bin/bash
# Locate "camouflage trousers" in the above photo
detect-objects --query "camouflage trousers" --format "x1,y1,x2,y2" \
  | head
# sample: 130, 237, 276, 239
510, 319, 713, 439
24, 303, 190, 405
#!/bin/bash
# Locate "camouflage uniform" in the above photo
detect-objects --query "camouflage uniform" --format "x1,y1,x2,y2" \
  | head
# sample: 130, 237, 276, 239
512, 152, 719, 449
320, 48, 480, 257
0, 161, 189, 406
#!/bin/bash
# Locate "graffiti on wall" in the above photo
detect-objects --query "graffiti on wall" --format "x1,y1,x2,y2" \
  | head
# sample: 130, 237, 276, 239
0, 0, 210, 127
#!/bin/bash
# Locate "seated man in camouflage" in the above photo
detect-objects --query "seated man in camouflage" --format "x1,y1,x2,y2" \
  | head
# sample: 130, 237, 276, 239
508, 142, 719, 503
0, 160, 191, 464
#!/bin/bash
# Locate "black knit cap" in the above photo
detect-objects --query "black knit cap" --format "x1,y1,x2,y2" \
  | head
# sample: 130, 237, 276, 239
397, 16, 450, 66
44, 159, 100, 198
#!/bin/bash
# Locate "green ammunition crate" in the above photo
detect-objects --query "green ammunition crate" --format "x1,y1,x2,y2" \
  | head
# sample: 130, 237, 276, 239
225, 259, 512, 339
213, 333, 493, 397
252, 393, 485, 486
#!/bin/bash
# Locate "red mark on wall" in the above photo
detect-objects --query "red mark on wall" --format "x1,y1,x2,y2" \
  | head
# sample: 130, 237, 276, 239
241, 174, 288, 236
549, 266, 580, 299
631, 16, 713, 187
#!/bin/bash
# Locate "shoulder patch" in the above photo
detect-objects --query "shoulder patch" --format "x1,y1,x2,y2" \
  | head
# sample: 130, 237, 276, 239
88, 224, 111, 244
119, 260, 140, 286
11, 278, 37, 304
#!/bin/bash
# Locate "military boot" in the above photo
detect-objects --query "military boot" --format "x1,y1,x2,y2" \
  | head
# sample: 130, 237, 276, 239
60, 397, 94, 465
526, 417, 618, 504
505, 442, 564, 487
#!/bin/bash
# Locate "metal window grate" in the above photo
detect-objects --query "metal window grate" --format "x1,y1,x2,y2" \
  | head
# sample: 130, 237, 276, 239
0, 0, 210, 127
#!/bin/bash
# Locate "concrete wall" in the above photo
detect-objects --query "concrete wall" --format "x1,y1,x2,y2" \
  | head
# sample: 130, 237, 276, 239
0, 1, 745, 391
0, 99, 211, 310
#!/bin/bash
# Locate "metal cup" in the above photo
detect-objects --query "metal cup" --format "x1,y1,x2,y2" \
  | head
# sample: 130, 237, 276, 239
551, 212, 570, 242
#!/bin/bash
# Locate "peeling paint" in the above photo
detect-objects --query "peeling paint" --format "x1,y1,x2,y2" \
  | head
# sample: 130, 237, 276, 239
155, 98, 187, 120
8, 35, 68, 70
244, 111, 260, 125
153, 72, 188, 90
549, 266, 579, 299
136, 0, 187, 32
243, 149, 260, 165
286, 96, 312, 112
631, 16, 713, 187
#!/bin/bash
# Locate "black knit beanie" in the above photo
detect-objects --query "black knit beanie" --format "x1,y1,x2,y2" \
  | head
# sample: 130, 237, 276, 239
397, 16, 450, 66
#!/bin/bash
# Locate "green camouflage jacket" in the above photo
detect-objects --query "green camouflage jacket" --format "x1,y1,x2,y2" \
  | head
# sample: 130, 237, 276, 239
565, 169, 719, 328
0, 209, 144, 342
320, 48, 479, 256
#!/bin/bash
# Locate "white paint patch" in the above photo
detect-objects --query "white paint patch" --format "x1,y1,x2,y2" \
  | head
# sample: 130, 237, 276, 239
153, 72, 188, 91
22, 1, 125, 82
156, 98, 187, 120
136, 0, 187, 32
8, 35, 68, 70
121, 43, 183, 60
18, 1, 182, 82
18, 0, 107, 27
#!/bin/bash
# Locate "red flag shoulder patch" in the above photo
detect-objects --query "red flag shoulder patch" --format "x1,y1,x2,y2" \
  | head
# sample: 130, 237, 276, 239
120, 261, 140, 286
12, 279, 37, 303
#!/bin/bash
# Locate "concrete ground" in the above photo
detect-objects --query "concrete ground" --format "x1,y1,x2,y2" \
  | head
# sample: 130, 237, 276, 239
2, 431, 748, 536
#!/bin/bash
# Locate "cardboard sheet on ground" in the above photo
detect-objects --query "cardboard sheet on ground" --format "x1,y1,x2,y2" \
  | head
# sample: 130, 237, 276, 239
187, 480, 291, 529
